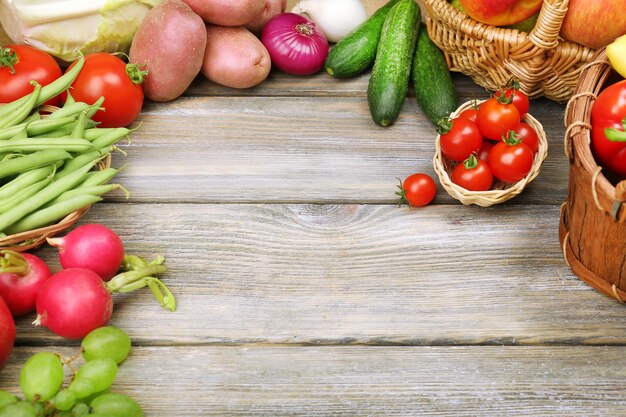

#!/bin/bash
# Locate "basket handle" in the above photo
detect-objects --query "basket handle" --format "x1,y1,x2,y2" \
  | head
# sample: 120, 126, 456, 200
614, 181, 626, 221
526, 0, 569, 50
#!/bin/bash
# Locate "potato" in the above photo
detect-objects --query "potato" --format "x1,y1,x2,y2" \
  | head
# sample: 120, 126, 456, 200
244, 0, 287, 34
129, 0, 207, 102
181, 0, 264, 26
201, 25, 271, 89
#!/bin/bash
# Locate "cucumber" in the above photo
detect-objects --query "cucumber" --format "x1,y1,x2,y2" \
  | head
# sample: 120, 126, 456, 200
325, 0, 401, 79
367, 0, 420, 127
412, 23, 458, 125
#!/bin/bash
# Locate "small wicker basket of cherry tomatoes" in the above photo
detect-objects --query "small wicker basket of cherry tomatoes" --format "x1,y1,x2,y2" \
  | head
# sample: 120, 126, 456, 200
433, 85, 548, 207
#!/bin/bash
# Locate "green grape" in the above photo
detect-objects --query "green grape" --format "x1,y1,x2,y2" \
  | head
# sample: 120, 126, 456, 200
19, 352, 64, 402
68, 378, 94, 399
0, 390, 16, 409
32, 402, 44, 417
75, 358, 118, 393
71, 402, 90, 416
52, 389, 76, 411
81, 326, 131, 364
90, 393, 144, 417
0, 401, 36, 417
78, 387, 111, 406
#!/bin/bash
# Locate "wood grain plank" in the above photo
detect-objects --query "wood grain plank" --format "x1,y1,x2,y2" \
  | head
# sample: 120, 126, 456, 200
3, 345, 626, 416
14, 203, 626, 346
112, 93, 567, 205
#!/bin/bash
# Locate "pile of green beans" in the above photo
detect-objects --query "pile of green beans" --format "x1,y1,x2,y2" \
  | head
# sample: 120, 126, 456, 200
0, 56, 131, 237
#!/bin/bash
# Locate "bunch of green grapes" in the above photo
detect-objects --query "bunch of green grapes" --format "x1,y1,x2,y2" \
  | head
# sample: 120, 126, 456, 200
0, 326, 143, 417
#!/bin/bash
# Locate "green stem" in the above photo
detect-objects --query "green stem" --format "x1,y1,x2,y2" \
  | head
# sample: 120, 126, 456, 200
605, 127, 626, 142
126, 63, 148, 85
0, 47, 17, 74
106, 264, 167, 292
0, 250, 29, 275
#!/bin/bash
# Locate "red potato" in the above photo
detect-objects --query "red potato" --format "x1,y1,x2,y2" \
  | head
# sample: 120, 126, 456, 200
182, 0, 264, 26
201, 25, 271, 89
129, 0, 207, 102
244, 0, 287, 34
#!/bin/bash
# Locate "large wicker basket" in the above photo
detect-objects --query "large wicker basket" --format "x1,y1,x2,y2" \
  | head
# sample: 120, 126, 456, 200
560, 48, 626, 302
422, 0, 595, 102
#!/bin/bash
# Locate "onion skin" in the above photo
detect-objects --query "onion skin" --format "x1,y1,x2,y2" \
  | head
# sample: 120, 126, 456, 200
261, 13, 329, 76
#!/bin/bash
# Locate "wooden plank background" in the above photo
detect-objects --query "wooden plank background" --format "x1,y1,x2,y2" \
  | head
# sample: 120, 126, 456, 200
3, 1, 626, 416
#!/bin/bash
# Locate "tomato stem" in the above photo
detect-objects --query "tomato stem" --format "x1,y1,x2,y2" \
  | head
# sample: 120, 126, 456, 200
126, 63, 148, 85
436, 118, 453, 135
395, 178, 410, 207
0, 250, 29, 275
502, 130, 522, 146
463, 154, 479, 170
0, 47, 18, 74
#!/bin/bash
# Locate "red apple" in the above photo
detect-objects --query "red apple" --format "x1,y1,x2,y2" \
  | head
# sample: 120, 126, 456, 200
561, 0, 626, 49
459, 0, 543, 26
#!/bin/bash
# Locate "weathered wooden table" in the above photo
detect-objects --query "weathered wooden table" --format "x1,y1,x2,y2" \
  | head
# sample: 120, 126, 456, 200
2, 7, 626, 417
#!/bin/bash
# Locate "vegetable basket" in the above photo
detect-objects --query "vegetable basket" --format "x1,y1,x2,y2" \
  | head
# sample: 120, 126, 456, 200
560, 48, 626, 302
422, 0, 595, 102
0, 154, 111, 253
434, 100, 548, 207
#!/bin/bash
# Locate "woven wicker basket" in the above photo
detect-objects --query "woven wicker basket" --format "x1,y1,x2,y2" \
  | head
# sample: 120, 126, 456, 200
434, 100, 548, 206
422, 0, 595, 102
560, 48, 626, 302
0, 154, 111, 253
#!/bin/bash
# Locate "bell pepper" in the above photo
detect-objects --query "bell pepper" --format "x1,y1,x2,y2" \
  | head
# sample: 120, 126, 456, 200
591, 80, 626, 179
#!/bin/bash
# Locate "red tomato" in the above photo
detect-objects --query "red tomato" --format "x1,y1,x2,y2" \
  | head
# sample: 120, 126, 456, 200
451, 155, 493, 191
65, 53, 145, 128
488, 138, 534, 183
494, 87, 530, 118
458, 107, 479, 124
513, 122, 539, 154
0, 296, 15, 372
438, 118, 482, 162
590, 80, 626, 178
477, 140, 495, 163
0, 45, 62, 106
397, 174, 436, 207
476, 97, 520, 141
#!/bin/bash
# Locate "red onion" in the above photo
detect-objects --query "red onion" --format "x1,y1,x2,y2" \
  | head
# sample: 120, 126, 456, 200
261, 12, 329, 76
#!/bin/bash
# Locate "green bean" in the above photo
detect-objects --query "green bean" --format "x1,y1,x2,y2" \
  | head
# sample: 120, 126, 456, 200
0, 165, 56, 200
46, 184, 119, 206
26, 117, 77, 137
84, 96, 105, 119
83, 128, 119, 141
0, 178, 51, 214
23, 112, 41, 124
78, 168, 119, 187
0, 160, 96, 233
54, 147, 111, 179
32, 119, 98, 138
0, 138, 95, 153
91, 128, 130, 149
0, 150, 70, 180
9, 127, 28, 141
5, 195, 102, 235
45, 102, 91, 120
0, 82, 41, 128
71, 112, 88, 139
0, 56, 84, 120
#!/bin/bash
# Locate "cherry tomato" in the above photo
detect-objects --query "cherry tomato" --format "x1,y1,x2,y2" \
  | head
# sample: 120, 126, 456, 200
458, 107, 479, 124
451, 155, 493, 191
590, 80, 626, 178
0, 45, 62, 106
65, 53, 145, 128
438, 118, 482, 162
397, 174, 436, 207
494, 86, 530, 118
488, 136, 534, 183
476, 97, 520, 141
513, 122, 539, 154
477, 140, 495, 163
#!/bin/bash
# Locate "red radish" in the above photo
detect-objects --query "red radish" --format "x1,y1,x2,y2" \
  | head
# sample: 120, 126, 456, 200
0, 251, 51, 316
47, 224, 125, 281
0, 296, 15, 371
35, 257, 173, 339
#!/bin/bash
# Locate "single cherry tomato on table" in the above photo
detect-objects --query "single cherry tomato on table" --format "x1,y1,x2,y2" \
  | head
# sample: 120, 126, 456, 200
488, 131, 534, 183
451, 154, 494, 191
476, 96, 520, 141
64, 53, 146, 128
0, 45, 62, 106
438, 117, 483, 162
513, 122, 539, 154
396, 174, 437, 207
494, 80, 530, 118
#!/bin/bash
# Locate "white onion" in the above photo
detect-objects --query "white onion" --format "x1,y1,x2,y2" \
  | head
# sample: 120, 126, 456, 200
291, 0, 368, 43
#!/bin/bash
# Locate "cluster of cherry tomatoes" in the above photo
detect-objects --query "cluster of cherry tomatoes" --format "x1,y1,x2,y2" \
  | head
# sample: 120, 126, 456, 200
441, 84, 540, 192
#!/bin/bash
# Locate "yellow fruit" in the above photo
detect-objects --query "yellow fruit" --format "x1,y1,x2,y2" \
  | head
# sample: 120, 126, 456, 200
607, 34, 626, 78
